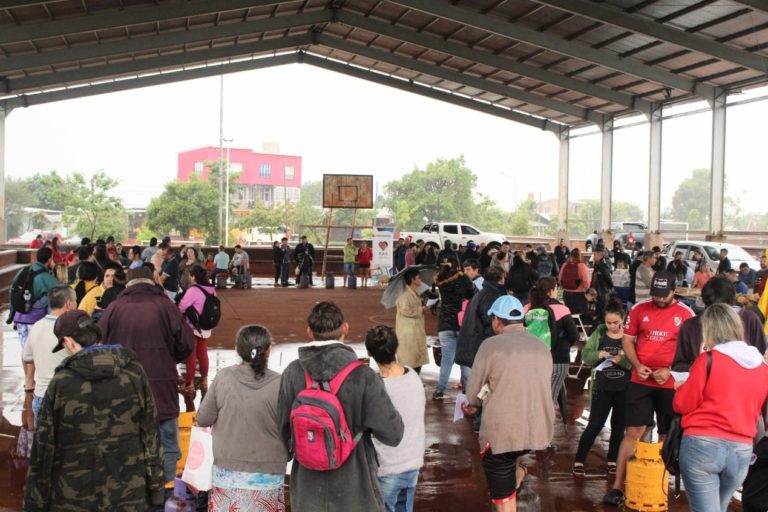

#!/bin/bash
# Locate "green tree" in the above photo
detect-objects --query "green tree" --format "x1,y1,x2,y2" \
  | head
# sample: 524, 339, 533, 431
146, 178, 219, 240
382, 156, 477, 231
54, 171, 127, 240
670, 168, 711, 230
5, 177, 38, 237
27, 171, 68, 211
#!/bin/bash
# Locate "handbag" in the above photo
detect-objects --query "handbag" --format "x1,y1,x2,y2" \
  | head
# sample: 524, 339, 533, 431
662, 351, 712, 494
181, 426, 213, 492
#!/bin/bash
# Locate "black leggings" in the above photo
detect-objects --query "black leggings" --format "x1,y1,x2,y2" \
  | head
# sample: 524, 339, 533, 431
274, 265, 281, 283
575, 387, 626, 463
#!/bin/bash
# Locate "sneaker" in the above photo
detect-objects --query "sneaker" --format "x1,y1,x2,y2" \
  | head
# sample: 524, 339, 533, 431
607, 462, 617, 475
602, 488, 625, 506
572, 462, 585, 478
432, 390, 445, 400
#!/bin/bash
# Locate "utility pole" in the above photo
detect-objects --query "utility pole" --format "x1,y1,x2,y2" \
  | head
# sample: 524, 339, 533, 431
218, 75, 224, 245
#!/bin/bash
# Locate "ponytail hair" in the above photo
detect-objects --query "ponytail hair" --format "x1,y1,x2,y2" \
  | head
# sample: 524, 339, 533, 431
528, 277, 557, 308
235, 324, 273, 379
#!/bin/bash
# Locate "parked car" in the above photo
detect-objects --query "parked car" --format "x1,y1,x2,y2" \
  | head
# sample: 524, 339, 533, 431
399, 222, 506, 250
663, 241, 760, 272
7, 230, 62, 246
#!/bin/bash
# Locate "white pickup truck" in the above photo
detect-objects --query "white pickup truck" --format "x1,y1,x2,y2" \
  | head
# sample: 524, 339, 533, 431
399, 222, 507, 250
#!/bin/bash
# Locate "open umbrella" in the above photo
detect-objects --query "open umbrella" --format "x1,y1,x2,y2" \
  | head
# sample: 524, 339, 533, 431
380, 265, 439, 309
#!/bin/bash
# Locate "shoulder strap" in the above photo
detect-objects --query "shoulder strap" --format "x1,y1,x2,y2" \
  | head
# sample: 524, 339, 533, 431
303, 360, 363, 392
329, 360, 363, 394
194, 284, 213, 298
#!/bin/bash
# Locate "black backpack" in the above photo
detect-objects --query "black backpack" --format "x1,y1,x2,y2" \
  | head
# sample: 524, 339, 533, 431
185, 285, 221, 331
10, 266, 47, 315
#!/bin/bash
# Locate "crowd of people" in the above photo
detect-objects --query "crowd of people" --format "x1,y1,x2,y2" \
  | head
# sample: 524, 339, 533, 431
11, 232, 768, 512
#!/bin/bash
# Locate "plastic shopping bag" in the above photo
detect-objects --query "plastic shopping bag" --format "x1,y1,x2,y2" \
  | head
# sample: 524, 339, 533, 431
181, 426, 213, 492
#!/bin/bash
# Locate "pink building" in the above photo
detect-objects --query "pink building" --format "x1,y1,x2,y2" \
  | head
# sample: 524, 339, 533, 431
177, 145, 302, 209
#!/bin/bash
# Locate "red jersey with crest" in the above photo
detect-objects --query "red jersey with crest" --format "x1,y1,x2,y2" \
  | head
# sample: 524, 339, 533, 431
625, 298, 695, 389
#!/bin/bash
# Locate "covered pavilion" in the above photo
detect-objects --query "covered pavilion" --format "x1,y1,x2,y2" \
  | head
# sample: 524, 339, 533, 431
1, 0, 767, 244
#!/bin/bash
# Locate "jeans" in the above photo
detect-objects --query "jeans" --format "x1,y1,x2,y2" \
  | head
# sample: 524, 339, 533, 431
574, 388, 626, 463
344, 262, 355, 276
378, 470, 419, 512
32, 394, 44, 428
280, 262, 290, 286
679, 435, 752, 512
436, 330, 470, 393
158, 417, 181, 486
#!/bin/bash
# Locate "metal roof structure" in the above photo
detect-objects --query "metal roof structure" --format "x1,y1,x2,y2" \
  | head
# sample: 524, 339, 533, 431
0, 0, 767, 133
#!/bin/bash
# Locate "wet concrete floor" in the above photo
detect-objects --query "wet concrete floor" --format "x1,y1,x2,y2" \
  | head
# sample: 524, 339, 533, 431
0, 278, 744, 511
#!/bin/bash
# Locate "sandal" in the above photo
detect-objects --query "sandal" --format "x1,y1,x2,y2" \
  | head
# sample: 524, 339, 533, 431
602, 488, 625, 506
572, 462, 585, 478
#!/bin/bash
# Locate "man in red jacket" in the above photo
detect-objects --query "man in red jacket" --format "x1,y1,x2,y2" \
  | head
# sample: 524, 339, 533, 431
603, 271, 695, 506
98, 266, 194, 499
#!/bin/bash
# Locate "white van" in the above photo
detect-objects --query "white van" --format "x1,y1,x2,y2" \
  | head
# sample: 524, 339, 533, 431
664, 241, 760, 272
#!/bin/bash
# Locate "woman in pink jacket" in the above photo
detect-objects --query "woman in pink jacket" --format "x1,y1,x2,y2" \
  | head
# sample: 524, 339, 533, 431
178, 265, 217, 405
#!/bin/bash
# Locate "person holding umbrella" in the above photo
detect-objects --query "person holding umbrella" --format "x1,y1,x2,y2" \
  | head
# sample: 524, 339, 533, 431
396, 268, 429, 375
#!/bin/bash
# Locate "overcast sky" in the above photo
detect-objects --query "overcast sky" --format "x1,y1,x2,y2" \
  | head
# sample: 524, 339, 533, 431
4, 63, 767, 220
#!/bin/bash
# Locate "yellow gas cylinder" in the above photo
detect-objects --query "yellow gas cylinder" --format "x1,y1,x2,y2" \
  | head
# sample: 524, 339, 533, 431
166, 411, 196, 489
624, 441, 669, 511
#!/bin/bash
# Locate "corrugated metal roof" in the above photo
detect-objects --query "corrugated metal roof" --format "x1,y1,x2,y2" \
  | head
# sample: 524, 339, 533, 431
0, 0, 766, 132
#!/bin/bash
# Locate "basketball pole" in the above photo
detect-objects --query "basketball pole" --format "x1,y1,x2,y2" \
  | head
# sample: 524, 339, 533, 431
321, 208, 334, 278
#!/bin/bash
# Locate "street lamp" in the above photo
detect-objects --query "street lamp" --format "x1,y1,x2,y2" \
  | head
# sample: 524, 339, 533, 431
223, 137, 233, 246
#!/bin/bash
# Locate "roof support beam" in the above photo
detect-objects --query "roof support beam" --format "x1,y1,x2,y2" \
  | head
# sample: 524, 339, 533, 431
388, 0, 716, 98
731, 1, 768, 13
300, 52, 562, 134
336, 10, 651, 114
0, 52, 299, 110
316, 33, 603, 124
0, 10, 330, 74
648, 103, 662, 233
557, 127, 570, 234
529, 0, 768, 73
0, 0, 290, 45
600, 116, 613, 233
3, 33, 314, 93
0, 103, 7, 242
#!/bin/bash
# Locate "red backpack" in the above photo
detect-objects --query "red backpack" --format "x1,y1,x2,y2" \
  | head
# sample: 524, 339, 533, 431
560, 262, 581, 289
290, 360, 363, 471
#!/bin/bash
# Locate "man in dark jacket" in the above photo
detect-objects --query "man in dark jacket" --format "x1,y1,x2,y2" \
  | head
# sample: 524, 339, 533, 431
672, 276, 766, 372
591, 249, 614, 323
456, 266, 506, 388
98, 266, 194, 488
505, 254, 538, 304
25, 310, 165, 511
437, 239, 459, 265
295, 235, 315, 285
277, 302, 404, 512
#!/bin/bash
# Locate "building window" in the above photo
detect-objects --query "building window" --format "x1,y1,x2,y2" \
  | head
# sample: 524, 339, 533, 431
229, 162, 243, 174
259, 164, 271, 177
194, 162, 204, 176
285, 165, 295, 180
256, 185, 273, 206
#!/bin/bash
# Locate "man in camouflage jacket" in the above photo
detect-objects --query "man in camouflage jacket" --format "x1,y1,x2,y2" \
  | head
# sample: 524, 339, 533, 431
24, 310, 165, 511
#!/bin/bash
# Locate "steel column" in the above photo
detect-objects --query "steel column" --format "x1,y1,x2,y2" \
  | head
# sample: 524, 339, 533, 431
710, 89, 727, 237
558, 127, 570, 235
0, 104, 7, 242
600, 117, 614, 233
648, 103, 663, 235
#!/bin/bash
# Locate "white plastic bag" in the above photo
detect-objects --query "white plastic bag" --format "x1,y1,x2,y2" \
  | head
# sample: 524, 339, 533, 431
181, 426, 213, 492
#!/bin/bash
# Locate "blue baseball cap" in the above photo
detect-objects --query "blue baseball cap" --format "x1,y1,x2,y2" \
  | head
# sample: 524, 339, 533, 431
487, 295, 524, 321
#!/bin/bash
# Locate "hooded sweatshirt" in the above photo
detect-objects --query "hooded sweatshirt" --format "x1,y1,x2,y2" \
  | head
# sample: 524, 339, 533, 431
196, 366, 287, 474
277, 342, 404, 512
25, 346, 165, 511
674, 341, 768, 444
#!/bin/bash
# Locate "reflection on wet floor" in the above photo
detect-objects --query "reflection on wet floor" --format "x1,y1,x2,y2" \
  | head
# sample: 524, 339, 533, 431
0, 322, 736, 511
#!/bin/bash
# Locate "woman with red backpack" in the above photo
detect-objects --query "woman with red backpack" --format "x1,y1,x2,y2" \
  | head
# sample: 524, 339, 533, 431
559, 248, 591, 317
